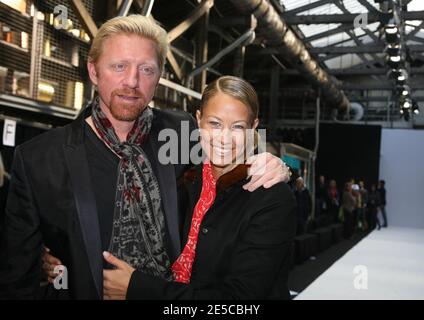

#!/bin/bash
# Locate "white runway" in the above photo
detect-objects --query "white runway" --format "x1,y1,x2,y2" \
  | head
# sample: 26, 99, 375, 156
295, 227, 424, 300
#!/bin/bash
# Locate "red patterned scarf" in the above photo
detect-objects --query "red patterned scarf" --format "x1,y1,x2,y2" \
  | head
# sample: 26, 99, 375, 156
172, 162, 216, 283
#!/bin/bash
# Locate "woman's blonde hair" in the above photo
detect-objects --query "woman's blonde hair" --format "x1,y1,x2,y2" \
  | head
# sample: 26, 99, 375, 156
200, 75, 259, 124
88, 15, 168, 71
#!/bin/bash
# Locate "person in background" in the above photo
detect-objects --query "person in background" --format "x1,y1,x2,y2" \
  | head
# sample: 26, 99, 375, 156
327, 179, 340, 223
351, 184, 362, 232
358, 181, 369, 231
295, 177, 311, 236
377, 180, 388, 227
342, 182, 357, 239
315, 174, 328, 218
368, 184, 381, 230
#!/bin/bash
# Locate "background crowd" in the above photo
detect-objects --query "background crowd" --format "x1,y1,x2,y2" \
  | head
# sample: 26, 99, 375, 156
290, 174, 388, 238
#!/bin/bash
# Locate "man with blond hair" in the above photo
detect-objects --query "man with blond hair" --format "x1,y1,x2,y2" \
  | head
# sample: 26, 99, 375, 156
0, 15, 288, 299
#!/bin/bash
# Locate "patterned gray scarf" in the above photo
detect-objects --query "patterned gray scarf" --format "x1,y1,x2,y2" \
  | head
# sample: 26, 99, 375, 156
91, 99, 173, 281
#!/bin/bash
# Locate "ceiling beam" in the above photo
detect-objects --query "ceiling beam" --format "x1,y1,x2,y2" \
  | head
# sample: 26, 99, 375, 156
253, 45, 384, 55
248, 42, 424, 56
406, 21, 424, 40
68, 0, 98, 39
277, 67, 424, 76
356, 0, 379, 14
282, 11, 424, 25
249, 67, 424, 77
167, 0, 214, 43
305, 24, 354, 42
284, 0, 333, 15
117, 0, 133, 16
340, 83, 424, 90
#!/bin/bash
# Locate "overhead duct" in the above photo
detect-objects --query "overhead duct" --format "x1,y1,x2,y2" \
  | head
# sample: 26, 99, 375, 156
230, 0, 350, 111
349, 102, 364, 121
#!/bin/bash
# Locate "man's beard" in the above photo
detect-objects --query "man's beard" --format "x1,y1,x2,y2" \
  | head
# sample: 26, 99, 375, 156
109, 88, 148, 121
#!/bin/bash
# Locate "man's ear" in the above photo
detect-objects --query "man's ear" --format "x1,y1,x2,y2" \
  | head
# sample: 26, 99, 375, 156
87, 61, 98, 86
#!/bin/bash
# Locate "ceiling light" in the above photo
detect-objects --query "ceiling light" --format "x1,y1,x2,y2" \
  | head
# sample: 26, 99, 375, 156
389, 55, 401, 62
385, 26, 398, 34
386, 44, 401, 56
412, 101, 420, 115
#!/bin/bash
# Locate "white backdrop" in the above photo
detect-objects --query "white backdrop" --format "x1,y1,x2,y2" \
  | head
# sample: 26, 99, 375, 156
379, 129, 424, 228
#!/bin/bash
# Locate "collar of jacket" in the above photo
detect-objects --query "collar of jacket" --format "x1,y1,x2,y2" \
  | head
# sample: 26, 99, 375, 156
183, 163, 250, 193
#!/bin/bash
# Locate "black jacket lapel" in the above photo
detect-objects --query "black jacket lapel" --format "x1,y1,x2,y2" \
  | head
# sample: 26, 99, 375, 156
63, 108, 103, 299
145, 120, 181, 262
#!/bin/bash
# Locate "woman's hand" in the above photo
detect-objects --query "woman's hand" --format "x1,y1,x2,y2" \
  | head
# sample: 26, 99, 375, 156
244, 152, 290, 191
42, 247, 63, 284
103, 251, 135, 300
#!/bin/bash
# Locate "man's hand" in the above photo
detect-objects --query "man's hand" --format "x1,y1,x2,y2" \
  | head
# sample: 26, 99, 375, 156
42, 247, 63, 284
103, 251, 135, 300
244, 152, 290, 192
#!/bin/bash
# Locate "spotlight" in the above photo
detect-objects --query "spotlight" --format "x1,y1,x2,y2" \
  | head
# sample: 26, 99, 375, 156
387, 55, 403, 68
400, 85, 411, 96
412, 100, 420, 115
385, 31, 400, 44
395, 69, 408, 85
399, 95, 412, 109
396, 78, 406, 86
389, 55, 401, 62
384, 11, 401, 44
400, 108, 410, 120
387, 69, 400, 80
385, 44, 401, 56
385, 25, 399, 35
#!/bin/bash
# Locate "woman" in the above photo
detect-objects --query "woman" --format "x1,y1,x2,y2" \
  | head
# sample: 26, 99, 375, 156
342, 182, 357, 239
44, 76, 296, 299
327, 179, 339, 223
368, 184, 381, 230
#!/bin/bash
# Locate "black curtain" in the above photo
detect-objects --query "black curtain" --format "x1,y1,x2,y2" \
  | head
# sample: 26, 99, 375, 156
315, 123, 382, 190
278, 123, 382, 191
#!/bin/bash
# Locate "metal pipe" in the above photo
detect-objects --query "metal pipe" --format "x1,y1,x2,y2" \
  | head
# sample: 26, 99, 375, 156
230, 0, 350, 110
118, 0, 134, 16
187, 28, 255, 81
140, 0, 155, 17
